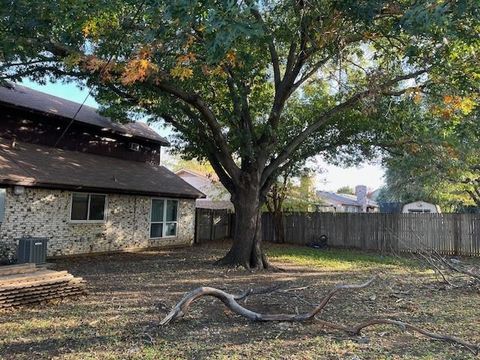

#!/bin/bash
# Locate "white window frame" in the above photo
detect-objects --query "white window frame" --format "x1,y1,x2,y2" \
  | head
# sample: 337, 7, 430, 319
150, 198, 179, 239
69, 192, 108, 223
408, 209, 432, 214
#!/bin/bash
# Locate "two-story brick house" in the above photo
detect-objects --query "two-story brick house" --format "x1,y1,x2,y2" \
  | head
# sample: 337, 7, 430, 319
0, 83, 203, 257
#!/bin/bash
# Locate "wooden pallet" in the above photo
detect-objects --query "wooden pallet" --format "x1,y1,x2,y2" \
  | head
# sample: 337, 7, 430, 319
0, 263, 87, 309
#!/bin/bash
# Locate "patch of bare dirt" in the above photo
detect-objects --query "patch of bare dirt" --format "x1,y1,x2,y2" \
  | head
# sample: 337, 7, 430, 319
0, 242, 478, 359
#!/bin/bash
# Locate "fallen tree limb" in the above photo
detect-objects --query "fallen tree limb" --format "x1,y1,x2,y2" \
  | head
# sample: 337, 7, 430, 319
351, 319, 479, 354
160, 277, 479, 354
161, 277, 375, 324
387, 228, 480, 286
435, 251, 480, 282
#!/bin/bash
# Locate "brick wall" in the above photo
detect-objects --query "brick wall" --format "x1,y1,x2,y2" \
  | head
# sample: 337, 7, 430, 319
0, 187, 195, 257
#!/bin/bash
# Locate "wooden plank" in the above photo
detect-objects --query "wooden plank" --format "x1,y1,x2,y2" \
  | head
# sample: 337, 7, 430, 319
474, 215, 480, 255
0, 281, 86, 301
0, 266, 87, 309
258, 212, 480, 256
0, 274, 74, 291
0, 269, 64, 283
0, 278, 85, 297
0, 270, 70, 286
0, 289, 86, 308
0, 263, 37, 276
0, 283, 86, 299
0, 283, 86, 302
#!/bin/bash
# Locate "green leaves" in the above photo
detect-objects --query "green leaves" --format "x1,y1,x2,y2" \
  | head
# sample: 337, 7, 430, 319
379, 94, 480, 210
0, 0, 479, 196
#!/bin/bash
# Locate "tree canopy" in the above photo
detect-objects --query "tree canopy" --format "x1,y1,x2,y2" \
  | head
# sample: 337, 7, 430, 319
337, 186, 355, 195
378, 101, 480, 211
1, 0, 479, 267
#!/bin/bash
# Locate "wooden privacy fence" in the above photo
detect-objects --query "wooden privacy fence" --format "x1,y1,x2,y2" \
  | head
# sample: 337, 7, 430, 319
262, 213, 480, 256
195, 208, 233, 243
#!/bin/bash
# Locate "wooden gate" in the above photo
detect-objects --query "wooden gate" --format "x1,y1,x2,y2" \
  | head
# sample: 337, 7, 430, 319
195, 208, 232, 243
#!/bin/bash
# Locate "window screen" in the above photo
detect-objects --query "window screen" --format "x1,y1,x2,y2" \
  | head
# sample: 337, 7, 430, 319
150, 199, 178, 238
71, 193, 106, 221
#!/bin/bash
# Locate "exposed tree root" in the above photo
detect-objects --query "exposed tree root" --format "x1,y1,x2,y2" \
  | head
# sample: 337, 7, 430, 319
160, 277, 479, 354
214, 252, 271, 271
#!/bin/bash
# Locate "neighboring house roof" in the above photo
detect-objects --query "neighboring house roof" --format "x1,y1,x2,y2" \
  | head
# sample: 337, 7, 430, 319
175, 168, 232, 209
175, 168, 220, 182
317, 191, 379, 208
175, 169, 229, 201
196, 199, 234, 210
0, 83, 169, 145
0, 139, 204, 199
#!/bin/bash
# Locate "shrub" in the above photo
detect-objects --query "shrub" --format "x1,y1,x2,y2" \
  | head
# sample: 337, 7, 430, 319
0, 242, 16, 265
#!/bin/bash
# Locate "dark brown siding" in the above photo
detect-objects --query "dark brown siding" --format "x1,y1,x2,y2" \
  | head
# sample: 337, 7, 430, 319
0, 106, 161, 164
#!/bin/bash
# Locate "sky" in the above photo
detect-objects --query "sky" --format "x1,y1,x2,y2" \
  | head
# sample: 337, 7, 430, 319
316, 160, 384, 192
20, 79, 385, 192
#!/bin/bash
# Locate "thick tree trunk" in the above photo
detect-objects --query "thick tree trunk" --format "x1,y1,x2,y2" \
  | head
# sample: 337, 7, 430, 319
217, 185, 268, 269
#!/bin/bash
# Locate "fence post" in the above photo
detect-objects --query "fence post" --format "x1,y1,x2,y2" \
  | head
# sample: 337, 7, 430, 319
254, 212, 477, 257
194, 208, 199, 244
453, 214, 461, 256
208, 209, 214, 242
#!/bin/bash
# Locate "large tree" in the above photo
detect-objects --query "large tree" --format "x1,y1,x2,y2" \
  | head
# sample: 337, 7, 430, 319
1, 0, 479, 268
378, 101, 480, 211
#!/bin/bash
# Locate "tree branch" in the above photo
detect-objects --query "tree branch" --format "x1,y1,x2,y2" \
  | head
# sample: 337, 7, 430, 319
247, 3, 280, 87
150, 79, 240, 179
104, 83, 238, 193
160, 277, 478, 354
261, 68, 429, 185
290, 55, 332, 93
162, 105, 238, 194
38, 42, 242, 183
161, 277, 376, 324
224, 67, 256, 159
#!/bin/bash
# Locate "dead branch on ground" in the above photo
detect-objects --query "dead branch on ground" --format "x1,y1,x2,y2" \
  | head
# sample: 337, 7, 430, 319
160, 277, 479, 354
387, 228, 480, 287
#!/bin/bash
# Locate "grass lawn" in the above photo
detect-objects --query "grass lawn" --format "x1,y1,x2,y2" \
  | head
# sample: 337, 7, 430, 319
0, 242, 479, 359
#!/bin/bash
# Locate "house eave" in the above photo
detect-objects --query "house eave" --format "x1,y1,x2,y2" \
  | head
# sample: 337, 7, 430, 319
0, 179, 203, 199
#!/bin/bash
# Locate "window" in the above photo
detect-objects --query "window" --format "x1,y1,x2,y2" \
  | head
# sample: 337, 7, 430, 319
0, 188, 5, 222
408, 209, 431, 213
70, 193, 107, 222
150, 199, 178, 238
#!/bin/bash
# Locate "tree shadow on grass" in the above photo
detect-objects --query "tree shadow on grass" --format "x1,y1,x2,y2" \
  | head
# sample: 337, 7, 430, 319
1, 244, 476, 359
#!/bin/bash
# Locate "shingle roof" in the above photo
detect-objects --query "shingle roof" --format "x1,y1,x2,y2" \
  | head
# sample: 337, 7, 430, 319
317, 191, 378, 207
0, 83, 169, 145
0, 139, 204, 199
196, 199, 234, 210
175, 168, 220, 182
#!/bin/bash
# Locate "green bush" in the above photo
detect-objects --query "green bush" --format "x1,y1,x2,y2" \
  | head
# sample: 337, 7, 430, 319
0, 242, 16, 265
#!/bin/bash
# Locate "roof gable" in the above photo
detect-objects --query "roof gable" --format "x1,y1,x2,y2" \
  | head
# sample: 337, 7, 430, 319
0, 83, 169, 145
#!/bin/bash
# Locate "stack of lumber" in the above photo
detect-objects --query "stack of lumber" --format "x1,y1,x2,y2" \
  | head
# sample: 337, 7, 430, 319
0, 263, 87, 309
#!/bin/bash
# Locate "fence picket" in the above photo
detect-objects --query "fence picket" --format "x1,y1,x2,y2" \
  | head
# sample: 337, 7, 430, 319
195, 210, 480, 256
260, 212, 480, 256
